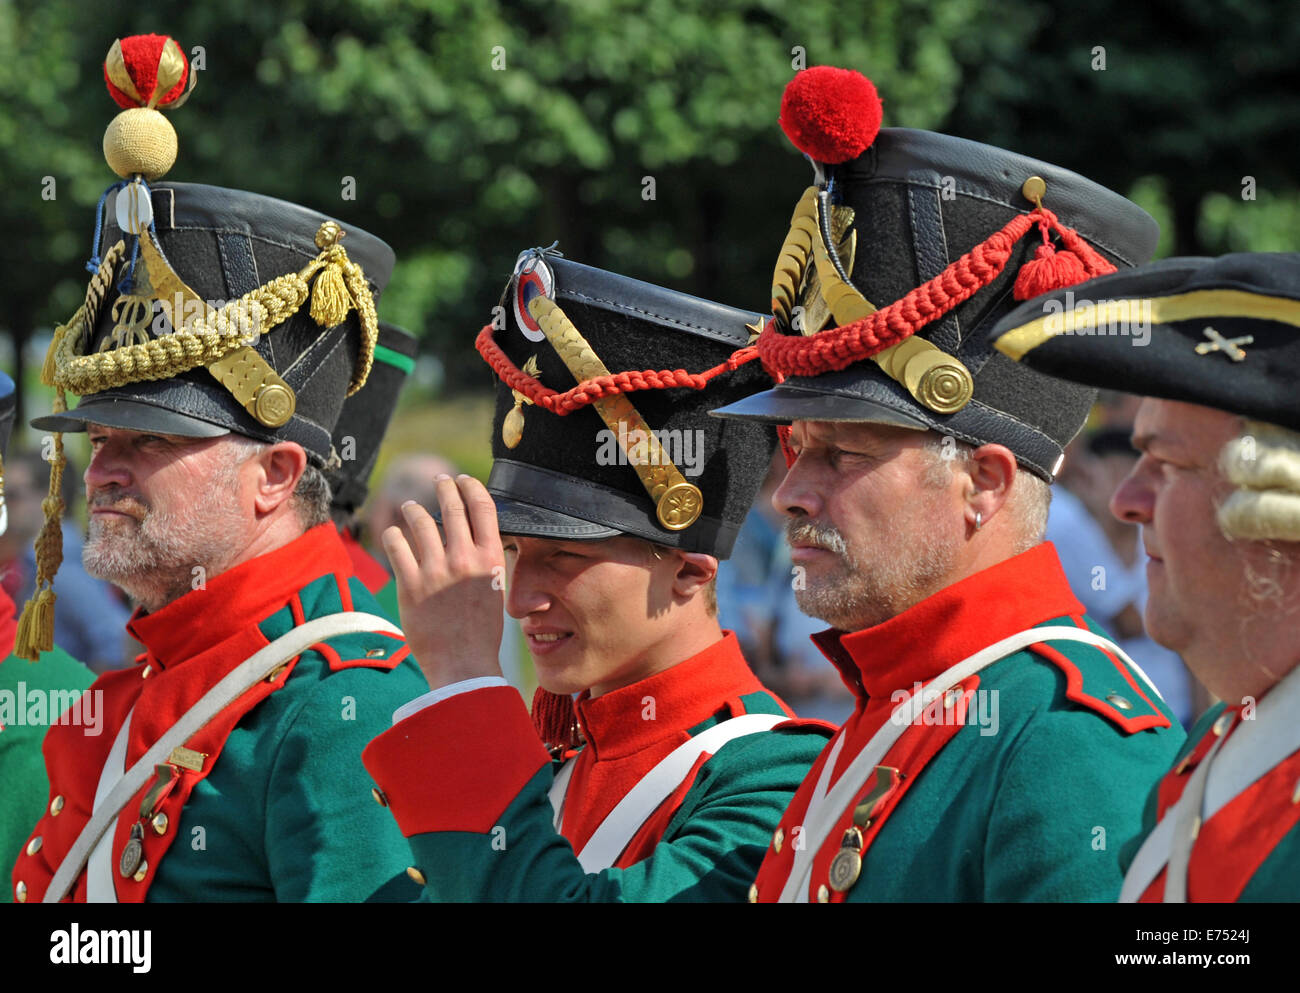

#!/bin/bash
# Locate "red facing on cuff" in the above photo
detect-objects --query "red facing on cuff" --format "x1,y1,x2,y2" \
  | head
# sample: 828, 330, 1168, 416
362, 685, 551, 836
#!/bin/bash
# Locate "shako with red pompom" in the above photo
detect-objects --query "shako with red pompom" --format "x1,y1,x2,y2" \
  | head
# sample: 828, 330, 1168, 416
101, 34, 195, 180
712, 64, 1161, 488
778, 66, 883, 164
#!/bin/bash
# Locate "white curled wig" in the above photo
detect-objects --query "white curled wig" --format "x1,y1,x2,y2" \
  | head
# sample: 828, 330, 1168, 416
1218, 420, 1300, 542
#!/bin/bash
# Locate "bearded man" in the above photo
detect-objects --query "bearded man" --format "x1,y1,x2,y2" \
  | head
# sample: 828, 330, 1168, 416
11, 33, 425, 904
710, 66, 1185, 902
992, 251, 1300, 901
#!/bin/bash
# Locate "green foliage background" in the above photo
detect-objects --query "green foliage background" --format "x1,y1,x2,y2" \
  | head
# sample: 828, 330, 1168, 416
4, 0, 1298, 455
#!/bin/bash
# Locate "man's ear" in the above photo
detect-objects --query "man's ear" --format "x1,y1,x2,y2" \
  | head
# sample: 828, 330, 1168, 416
670, 551, 719, 602
251, 442, 307, 516
966, 443, 1017, 529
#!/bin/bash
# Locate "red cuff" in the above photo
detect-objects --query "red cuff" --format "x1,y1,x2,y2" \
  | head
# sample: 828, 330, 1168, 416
362, 686, 551, 835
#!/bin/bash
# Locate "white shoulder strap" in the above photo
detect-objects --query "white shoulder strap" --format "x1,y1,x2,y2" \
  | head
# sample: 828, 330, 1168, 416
46, 611, 399, 904
555, 712, 787, 873
1120, 662, 1300, 902
86, 709, 134, 902
548, 758, 577, 831
780, 625, 1145, 902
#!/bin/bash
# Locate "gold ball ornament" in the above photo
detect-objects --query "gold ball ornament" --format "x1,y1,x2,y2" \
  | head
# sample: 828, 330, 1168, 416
103, 107, 177, 180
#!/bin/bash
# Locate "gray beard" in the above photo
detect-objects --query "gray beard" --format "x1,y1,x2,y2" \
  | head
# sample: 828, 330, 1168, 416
83, 481, 246, 614
788, 517, 958, 632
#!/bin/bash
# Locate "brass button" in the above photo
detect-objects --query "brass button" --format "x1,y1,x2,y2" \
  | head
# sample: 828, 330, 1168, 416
25, 836, 41, 856
151, 812, 169, 836
944, 688, 963, 710
253, 384, 295, 427
1291, 777, 1300, 805
772, 827, 784, 853
748, 883, 758, 903
371, 787, 388, 807
50, 795, 64, 816
132, 860, 148, 883
141, 664, 152, 679
15, 881, 26, 903
1021, 175, 1047, 206
406, 866, 426, 886
1212, 712, 1234, 737
1174, 756, 1192, 776
816, 884, 830, 903
1106, 692, 1133, 711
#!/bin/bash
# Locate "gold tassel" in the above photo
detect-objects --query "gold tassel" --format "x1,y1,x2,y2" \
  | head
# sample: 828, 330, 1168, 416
309, 263, 353, 329
14, 588, 56, 661
42, 323, 67, 386
16, 435, 67, 661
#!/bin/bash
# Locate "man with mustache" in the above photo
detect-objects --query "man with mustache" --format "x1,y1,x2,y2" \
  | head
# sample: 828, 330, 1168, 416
710, 67, 1185, 901
991, 252, 1300, 901
11, 33, 426, 903
361, 249, 832, 901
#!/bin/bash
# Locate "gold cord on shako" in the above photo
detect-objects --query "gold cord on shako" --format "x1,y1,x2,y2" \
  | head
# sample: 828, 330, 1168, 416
17, 33, 380, 660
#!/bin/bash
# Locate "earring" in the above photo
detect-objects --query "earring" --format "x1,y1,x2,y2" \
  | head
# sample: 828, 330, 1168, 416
974, 511, 982, 531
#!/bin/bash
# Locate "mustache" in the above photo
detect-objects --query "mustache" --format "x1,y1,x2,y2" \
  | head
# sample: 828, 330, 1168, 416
88, 489, 150, 519
786, 519, 849, 556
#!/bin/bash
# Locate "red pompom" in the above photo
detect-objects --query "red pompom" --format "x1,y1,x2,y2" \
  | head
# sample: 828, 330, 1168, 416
104, 34, 189, 111
1013, 243, 1089, 301
779, 66, 883, 164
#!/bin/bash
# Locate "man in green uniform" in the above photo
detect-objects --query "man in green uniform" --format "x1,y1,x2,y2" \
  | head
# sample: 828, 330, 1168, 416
710, 66, 1185, 901
0, 372, 95, 901
362, 248, 832, 901
10, 32, 426, 903
991, 251, 1300, 901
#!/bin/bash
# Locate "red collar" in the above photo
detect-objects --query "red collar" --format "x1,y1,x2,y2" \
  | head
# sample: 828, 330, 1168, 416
574, 631, 764, 762
126, 524, 353, 671
812, 542, 1084, 701
337, 526, 391, 594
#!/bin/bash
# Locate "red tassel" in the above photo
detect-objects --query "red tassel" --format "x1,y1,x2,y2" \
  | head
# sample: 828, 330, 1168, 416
1013, 242, 1088, 301
531, 687, 581, 753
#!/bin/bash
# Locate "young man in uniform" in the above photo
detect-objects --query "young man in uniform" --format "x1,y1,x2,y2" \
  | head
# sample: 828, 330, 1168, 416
992, 251, 1300, 901
363, 249, 832, 901
710, 66, 1185, 901
11, 33, 425, 903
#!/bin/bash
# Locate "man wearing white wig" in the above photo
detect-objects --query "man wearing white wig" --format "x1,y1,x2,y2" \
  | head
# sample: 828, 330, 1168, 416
991, 252, 1300, 901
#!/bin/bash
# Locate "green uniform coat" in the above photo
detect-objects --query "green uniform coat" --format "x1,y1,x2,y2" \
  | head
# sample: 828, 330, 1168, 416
751, 543, 1186, 902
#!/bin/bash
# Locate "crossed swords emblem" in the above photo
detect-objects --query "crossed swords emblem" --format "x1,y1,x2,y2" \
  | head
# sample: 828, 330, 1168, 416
1194, 326, 1253, 362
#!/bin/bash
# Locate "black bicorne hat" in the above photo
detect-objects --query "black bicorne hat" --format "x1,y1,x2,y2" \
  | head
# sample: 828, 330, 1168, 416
474, 248, 777, 559
711, 66, 1161, 480
990, 253, 1300, 433
327, 321, 418, 516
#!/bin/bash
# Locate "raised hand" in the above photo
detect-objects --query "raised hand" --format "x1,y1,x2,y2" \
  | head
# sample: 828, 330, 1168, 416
382, 474, 506, 691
